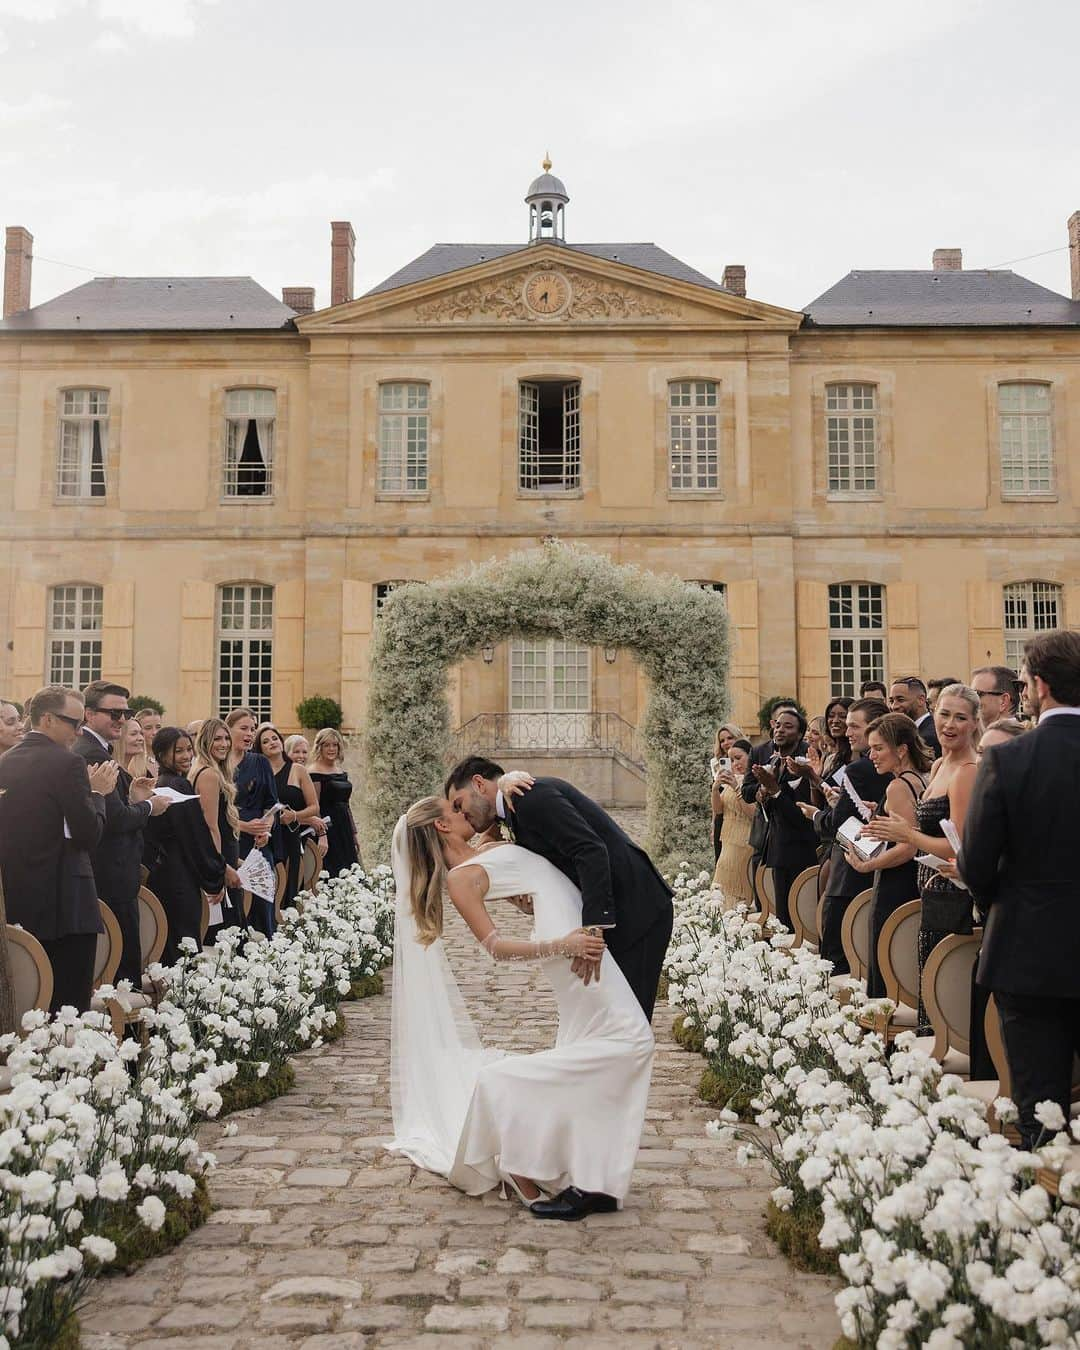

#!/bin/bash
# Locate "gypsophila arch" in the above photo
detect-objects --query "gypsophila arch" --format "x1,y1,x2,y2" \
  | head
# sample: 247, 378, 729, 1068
361, 541, 730, 876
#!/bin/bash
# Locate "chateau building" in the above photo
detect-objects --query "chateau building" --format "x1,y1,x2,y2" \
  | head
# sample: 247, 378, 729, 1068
2, 164, 1080, 794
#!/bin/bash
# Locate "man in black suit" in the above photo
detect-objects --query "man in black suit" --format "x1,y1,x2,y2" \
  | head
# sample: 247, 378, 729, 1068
444, 757, 674, 1022
962, 630, 1080, 1149
74, 680, 167, 985
970, 665, 1023, 728
802, 698, 890, 972
748, 707, 819, 929
740, 699, 805, 894
889, 676, 941, 758
0, 685, 113, 1012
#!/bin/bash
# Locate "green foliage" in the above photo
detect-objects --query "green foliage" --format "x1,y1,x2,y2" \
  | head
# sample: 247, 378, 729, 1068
128, 694, 165, 716
698, 1064, 757, 1119
215, 1061, 296, 1116
764, 1197, 841, 1275
363, 541, 729, 873
348, 973, 385, 1000
324, 1009, 347, 1042
671, 1014, 705, 1053
296, 695, 344, 731
757, 694, 808, 734
97, 1176, 212, 1275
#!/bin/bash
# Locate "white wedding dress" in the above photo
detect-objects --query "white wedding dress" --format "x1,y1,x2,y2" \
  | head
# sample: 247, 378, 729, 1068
387, 832, 654, 1203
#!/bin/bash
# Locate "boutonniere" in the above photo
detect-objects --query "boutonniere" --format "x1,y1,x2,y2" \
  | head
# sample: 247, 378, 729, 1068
499, 821, 514, 842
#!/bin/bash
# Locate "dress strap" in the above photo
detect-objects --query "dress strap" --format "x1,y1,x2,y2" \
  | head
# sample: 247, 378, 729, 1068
897, 771, 925, 804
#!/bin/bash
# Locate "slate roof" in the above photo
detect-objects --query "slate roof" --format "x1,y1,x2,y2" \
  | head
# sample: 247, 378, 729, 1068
0, 276, 297, 332
365, 243, 727, 297
803, 269, 1080, 327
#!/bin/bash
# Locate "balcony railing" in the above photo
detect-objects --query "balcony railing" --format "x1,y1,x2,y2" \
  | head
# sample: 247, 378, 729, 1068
448, 711, 644, 771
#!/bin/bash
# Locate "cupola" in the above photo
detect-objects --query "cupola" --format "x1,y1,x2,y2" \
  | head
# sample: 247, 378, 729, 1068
525, 154, 568, 244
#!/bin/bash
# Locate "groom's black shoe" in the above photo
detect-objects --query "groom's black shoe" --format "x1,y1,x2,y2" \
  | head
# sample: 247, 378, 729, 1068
529, 1187, 618, 1221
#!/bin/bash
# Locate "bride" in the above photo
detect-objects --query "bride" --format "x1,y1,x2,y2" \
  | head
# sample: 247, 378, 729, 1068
387, 795, 655, 1219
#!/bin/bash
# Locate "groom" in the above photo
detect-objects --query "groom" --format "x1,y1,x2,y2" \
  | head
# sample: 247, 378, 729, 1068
444, 757, 674, 1021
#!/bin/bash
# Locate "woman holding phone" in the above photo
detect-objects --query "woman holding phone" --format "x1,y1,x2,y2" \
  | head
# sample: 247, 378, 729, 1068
710, 738, 756, 908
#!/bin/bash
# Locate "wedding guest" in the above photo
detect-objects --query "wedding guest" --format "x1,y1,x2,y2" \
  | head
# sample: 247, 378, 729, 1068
806, 715, 831, 763
842, 713, 931, 997
135, 707, 163, 742
710, 739, 756, 906
0, 685, 111, 1012
970, 665, 1022, 727
75, 681, 168, 986
185, 719, 204, 739
740, 700, 806, 899
190, 718, 243, 937
117, 714, 151, 780
888, 675, 941, 758
928, 677, 963, 713
0, 699, 24, 755
865, 684, 980, 1024
710, 721, 744, 859
859, 680, 888, 701
821, 698, 854, 778
963, 630, 1080, 1148
309, 727, 360, 877
225, 707, 277, 935
751, 708, 818, 929
285, 734, 310, 764
800, 697, 889, 974
254, 722, 325, 906
145, 727, 228, 962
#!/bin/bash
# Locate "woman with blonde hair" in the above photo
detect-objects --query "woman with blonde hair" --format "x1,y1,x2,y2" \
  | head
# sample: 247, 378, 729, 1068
254, 722, 326, 905
309, 726, 360, 876
388, 795, 652, 1218
117, 714, 152, 780
710, 738, 757, 907
190, 717, 243, 934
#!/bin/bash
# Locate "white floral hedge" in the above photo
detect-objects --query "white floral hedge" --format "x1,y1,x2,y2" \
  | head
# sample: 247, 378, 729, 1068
664, 873, 1080, 1348
363, 541, 730, 874
0, 864, 395, 1350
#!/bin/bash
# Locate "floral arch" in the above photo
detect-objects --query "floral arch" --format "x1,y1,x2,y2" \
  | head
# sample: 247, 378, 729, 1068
362, 543, 729, 875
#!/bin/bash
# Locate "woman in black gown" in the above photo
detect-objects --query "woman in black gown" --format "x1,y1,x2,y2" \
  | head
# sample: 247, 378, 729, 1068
145, 727, 228, 963
190, 718, 243, 942
308, 727, 361, 878
253, 723, 325, 905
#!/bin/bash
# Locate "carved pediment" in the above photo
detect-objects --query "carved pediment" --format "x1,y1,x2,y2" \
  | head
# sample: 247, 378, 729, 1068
413, 267, 680, 323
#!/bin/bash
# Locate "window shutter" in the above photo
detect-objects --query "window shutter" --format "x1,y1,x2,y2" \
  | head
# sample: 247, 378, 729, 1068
966, 581, 1005, 670
340, 580, 368, 728
101, 582, 135, 689
271, 579, 304, 727
12, 582, 46, 698
886, 582, 919, 677
1063, 585, 1080, 632
725, 580, 759, 730
178, 581, 216, 721
796, 580, 830, 712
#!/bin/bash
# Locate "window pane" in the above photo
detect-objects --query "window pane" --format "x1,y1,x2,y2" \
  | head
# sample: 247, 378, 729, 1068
669, 382, 719, 491
379, 383, 429, 492
826, 385, 876, 493
216, 583, 274, 719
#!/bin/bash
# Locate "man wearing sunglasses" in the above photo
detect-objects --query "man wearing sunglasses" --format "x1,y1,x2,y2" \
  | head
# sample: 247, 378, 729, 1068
75, 680, 169, 987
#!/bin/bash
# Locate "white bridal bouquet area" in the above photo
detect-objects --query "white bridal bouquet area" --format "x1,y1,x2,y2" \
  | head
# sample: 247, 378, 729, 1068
664, 871, 1080, 1349
0, 864, 395, 1350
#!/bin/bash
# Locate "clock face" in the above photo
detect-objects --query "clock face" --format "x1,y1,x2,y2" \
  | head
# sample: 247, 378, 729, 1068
524, 271, 570, 316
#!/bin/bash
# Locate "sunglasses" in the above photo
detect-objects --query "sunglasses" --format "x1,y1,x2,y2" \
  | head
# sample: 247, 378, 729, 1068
50, 711, 83, 729
94, 707, 134, 721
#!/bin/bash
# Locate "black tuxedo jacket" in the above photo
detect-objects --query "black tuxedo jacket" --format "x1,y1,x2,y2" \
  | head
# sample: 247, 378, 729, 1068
760, 762, 819, 870
73, 730, 151, 904
505, 777, 672, 952
815, 753, 892, 899
915, 712, 941, 759
0, 732, 106, 941
963, 713, 1080, 998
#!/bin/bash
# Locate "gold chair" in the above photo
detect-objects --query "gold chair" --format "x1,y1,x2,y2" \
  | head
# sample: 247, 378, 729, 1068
833, 888, 872, 1003
299, 840, 321, 895
94, 901, 122, 990
5, 925, 54, 1027
751, 864, 774, 927
859, 899, 921, 1042
960, 994, 1008, 1127
913, 929, 983, 1077
788, 866, 821, 951
274, 860, 288, 924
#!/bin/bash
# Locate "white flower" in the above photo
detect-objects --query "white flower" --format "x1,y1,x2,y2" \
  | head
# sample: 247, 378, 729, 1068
80, 1235, 117, 1264
771, 1186, 794, 1212
135, 1196, 167, 1232
96, 1169, 129, 1203
1033, 1100, 1067, 1133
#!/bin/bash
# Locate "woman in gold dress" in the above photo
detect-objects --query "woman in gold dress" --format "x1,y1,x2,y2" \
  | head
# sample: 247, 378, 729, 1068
711, 739, 757, 908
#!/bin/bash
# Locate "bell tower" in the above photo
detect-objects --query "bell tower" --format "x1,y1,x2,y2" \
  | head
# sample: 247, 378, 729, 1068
525, 154, 569, 244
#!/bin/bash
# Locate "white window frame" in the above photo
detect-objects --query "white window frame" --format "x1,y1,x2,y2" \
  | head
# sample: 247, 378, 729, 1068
216, 583, 274, 721
998, 383, 1054, 498
223, 388, 275, 499
509, 638, 591, 713
826, 383, 878, 495
518, 379, 581, 493
668, 380, 719, 492
828, 582, 886, 697
1003, 580, 1062, 669
56, 388, 109, 500
377, 382, 429, 495
47, 583, 103, 687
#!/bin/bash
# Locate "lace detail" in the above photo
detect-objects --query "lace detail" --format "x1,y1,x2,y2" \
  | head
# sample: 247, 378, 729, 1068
480, 926, 565, 963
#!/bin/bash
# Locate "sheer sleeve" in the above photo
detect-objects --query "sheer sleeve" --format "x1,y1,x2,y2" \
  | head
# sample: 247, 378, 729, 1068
479, 926, 567, 963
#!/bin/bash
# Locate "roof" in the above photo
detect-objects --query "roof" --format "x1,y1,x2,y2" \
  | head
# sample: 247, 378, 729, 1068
366, 242, 727, 297
0, 276, 298, 332
803, 269, 1080, 327
526, 172, 568, 200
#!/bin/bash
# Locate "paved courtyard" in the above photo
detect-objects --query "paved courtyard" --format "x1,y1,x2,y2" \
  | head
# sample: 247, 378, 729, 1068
81, 852, 840, 1349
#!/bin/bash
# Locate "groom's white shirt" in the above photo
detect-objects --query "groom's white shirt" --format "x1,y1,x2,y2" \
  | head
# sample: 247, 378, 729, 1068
495, 789, 508, 820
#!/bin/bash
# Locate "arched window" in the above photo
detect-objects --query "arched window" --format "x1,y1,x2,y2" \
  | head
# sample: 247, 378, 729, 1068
828, 582, 886, 696
216, 582, 274, 720
825, 383, 877, 494
668, 380, 719, 491
56, 389, 108, 499
378, 383, 429, 494
223, 388, 275, 498
48, 583, 102, 686
998, 383, 1053, 496
1003, 580, 1062, 668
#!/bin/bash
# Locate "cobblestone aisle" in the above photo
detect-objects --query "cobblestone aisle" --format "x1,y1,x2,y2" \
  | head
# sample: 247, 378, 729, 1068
82, 901, 840, 1349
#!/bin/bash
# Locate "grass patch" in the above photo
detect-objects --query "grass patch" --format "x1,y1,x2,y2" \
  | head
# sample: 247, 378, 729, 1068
656, 973, 669, 1004
832, 1340, 858, 1350
698, 1064, 757, 1119
765, 1197, 840, 1276
216, 1060, 295, 1116
671, 1014, 705, 1053
348, 973, 384, 1000
96, 1175, 212, 1275
12, 1308, 81, 1350
323, 1008, 347, 1042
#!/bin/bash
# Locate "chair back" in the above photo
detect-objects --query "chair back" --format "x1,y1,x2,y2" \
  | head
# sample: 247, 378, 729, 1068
788, 866, 821, 950
199, 894, 211, 943
753, 864, 774, 925
299, 840, 321, 894
274, 861, 288, 922
137, 887, 168, 968
840, 889, 873, 981
95, 901, 122, 988
921, 930, 982, 1060
817, 856, 831, 899
879, 899, 922, 1012
984, 995, 1011, 1098
5, 926, 53, 1025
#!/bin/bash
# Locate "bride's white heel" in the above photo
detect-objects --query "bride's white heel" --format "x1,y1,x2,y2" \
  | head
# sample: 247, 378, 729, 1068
500, 1172, 541, 1206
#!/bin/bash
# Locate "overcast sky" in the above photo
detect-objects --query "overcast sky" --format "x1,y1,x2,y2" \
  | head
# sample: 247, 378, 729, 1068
2, 0, 1079, 313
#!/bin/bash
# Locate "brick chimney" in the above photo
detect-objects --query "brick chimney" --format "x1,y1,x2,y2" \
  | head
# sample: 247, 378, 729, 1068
3, 226, 33, 318
722, 264, 746, 297
283, 286, 315, 315
932, 248, 962, 271
330, 221, 355, 306
1069, 211, 1080, 301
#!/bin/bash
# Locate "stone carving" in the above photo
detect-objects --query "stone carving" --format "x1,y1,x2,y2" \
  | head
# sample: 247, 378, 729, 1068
413, 269, 679, 323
